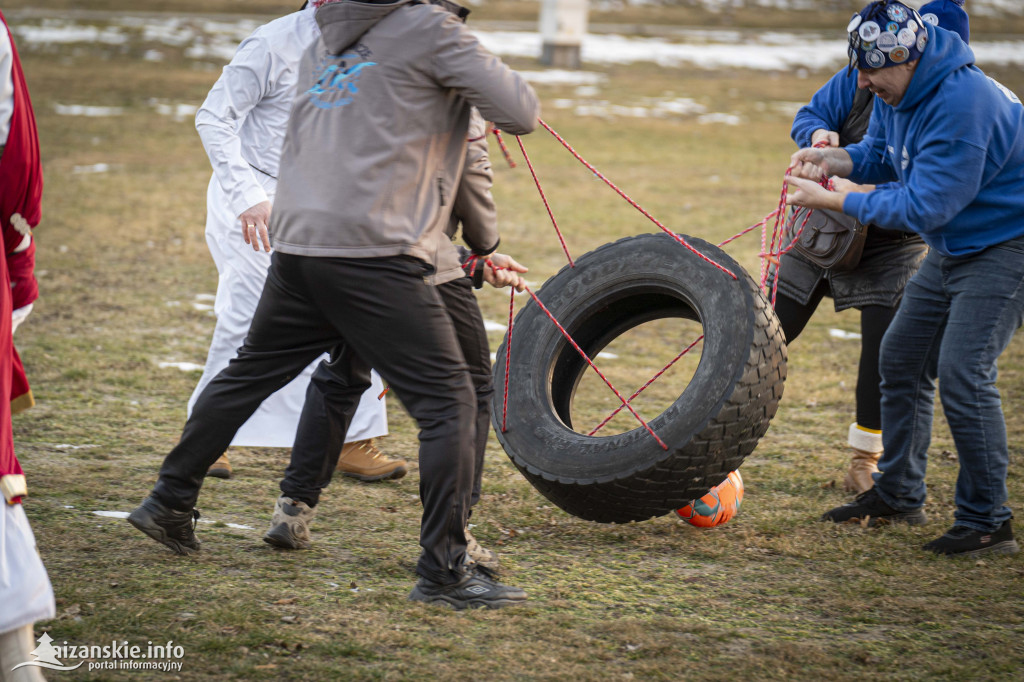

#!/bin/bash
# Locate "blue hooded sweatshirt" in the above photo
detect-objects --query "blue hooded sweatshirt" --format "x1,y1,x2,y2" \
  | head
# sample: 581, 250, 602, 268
843, 24, 1024, 257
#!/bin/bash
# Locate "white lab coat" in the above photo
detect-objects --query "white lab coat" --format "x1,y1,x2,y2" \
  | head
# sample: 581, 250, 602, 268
189, 7, 387, 447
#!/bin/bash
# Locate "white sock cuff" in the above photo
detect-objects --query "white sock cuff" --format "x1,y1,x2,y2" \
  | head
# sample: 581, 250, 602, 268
848, 423, 883, 453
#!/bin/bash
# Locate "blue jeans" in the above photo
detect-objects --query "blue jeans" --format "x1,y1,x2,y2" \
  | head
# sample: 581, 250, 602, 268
875, 240, 1024, 531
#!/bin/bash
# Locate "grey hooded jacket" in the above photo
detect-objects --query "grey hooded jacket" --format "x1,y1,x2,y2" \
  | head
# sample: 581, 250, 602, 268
426, 108, 496, 285
269, 0, 539, 270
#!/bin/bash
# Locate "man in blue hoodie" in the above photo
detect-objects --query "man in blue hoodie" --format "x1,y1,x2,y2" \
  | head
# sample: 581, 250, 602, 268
786, 0, 1023, 557
777, 0, 968, 497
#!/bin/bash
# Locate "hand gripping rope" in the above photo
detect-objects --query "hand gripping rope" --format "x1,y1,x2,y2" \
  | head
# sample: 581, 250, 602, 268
488, 121, 828, 449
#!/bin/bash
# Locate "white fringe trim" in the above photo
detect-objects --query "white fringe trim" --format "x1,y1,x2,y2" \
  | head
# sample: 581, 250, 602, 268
848, 423, 883, 453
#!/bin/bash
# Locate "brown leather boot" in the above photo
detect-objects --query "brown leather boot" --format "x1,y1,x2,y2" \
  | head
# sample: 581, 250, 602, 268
843, 423, 882, 494
336, 438, 407, 482
206, 453, 233, 479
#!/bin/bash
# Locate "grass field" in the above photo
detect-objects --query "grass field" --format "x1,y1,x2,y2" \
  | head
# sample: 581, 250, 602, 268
5, 1, 1024, 680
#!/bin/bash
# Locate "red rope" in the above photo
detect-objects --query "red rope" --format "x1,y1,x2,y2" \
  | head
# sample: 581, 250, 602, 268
492, 129, 840, 448
501, 283, 515, 433
462, 254, 479, 277
761, 148, 836, 304
763, 173, 793, 304
516, 136, 575, 267
491, 128, 517, 168
587, 334, 704, 437
537, 119, 737, 281
717, 209, 779, 247
489, 258, 667, 449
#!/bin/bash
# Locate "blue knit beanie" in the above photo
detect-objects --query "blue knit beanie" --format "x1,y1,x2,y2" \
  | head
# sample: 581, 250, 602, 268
919, 0, 970, 43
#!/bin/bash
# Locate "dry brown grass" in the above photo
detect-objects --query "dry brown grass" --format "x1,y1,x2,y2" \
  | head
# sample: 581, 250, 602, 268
6, 5, 1024, 681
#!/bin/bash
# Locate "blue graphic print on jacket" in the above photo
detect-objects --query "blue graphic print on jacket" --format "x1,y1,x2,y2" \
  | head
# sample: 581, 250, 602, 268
308, 53, 376, 109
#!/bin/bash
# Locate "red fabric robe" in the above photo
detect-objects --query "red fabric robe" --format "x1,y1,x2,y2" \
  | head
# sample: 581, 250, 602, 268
0, 10, 39, 423
0, 10, 40, 487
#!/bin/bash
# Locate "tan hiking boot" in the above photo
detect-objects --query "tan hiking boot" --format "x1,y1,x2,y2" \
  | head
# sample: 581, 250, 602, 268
465, 526, 499, 571
336, 438, 407, 482
206, 454, 233, 479
843, 423, 883, 495
263, 496, 316, 549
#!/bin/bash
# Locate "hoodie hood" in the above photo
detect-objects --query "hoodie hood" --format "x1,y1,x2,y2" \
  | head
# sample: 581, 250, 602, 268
897, 23, 974, 111
316, 0, 415, 54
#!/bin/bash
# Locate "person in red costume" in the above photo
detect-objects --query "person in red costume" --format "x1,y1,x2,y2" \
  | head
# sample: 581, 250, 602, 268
0, 11, 55, 681
0, 9, 39, 416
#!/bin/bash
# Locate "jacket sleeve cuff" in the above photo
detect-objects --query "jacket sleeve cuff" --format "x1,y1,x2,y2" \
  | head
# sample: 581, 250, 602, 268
230, 183, 270, 219
469, 236, 499, 257
842, 192, 865, 221
844, 142, 866, 174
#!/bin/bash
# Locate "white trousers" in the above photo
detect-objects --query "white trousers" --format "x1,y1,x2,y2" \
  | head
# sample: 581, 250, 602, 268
0, 504, 54, 636
0, 623, 47, 682
187, 176, 387, 447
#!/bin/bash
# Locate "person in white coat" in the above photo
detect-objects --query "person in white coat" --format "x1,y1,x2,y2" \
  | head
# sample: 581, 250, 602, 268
192, 2, 405, 482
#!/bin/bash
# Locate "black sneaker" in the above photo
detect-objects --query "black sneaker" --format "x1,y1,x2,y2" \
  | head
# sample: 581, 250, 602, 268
923, 520, 1020, 558
821, 486, 927, 526
408, 567, 527, 610
127, 495, 201, 555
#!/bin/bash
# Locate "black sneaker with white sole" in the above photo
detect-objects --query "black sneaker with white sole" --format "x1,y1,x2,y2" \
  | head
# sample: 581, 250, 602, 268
923, 519, 1020, 558
821, 486, 927, 526
127, 495, 201, 555
408, 567, 527, 610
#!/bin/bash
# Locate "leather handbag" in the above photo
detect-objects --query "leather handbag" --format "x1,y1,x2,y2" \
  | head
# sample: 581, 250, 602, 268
790, 206, 868, 272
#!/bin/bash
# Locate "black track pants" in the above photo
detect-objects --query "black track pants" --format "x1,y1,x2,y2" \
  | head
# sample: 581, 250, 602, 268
152, 253, 475, 585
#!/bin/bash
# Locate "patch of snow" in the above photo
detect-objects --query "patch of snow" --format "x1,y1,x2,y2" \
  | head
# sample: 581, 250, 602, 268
11, 14, 1024, 73
11, 23, 127, 46
92, 510, 130, 519
149, 101, 199, 123
561, 96, 708, 120
829, 328, 862, 340
159, 361, 204, 371
197, 519, 254, 530
518, 69, 608, 86
92, 510, 253, 530
54, 104, 124, 117
769, 101, 807, 117
697, 112, 742, 125
72, 163, 112, 175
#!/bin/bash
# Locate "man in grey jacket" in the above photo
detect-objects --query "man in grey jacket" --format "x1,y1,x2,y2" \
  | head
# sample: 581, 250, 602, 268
264, 111, 527, 579
128, 0, 539, 610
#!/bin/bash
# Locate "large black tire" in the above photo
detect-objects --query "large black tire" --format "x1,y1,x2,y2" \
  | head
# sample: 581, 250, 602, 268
492, 232, 787, 523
